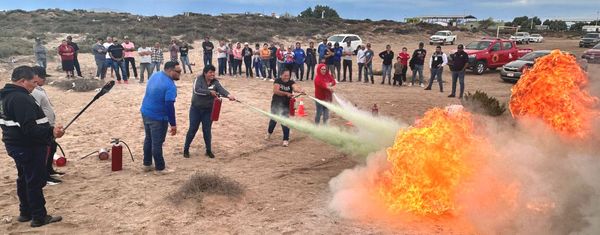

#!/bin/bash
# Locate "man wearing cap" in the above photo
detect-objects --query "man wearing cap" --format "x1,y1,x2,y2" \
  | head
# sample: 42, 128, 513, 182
33, 38, 47, 68
202, 36, 214, 66
122, 36, 138, 80
410, 42, 427, 87
92, 38, 107, 79
66, 36, 82, 77
0, 66, 65, 227
448, 44, 470, 99
31, 66, 65, 185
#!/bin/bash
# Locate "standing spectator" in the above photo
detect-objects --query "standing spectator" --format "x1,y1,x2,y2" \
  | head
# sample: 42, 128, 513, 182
333, 42, 343, 82
276, 44, 285, 80
425, 45, 448, 92
392, 57, 403, 86
410, 42, 427, 87
342, 41, 353, 82
202, 36, 214, 66
283, 46, 295, 74
57, 40, 75, 78
293, 42, 305, 81
260, 43, 271, 79
33, 38, 47, 68
122, 36, 138, 80
179, 42, 193, 74
448, 44, 470, 99
269, 43, 278, 79
356, 45, 366, 82
137, 41, 153, 83
379, 44, 394, 85
324, 43, 335, 77
102, 37, 115, 78
227, 42, 234, 76
363, 43, 375, 84
305, 41, 317, 81
92, 38, 107, 79
253, 43, 264, 78
107, 39, 128, 83
318, 38, 328, 62
232, 42, 243, 77
183, 65, 237, 159
397, 47, 410, 85
30, 67, 64, 185
151, 42, 164, 72
1, 66, 65, 227
265, 70, 305, 147
169, 39, 179, 62
314, 63, 336, 124
217, 41, 228, 76
140, 61, 181, 173
242, 42, 253, 78
66, 36, 82, 77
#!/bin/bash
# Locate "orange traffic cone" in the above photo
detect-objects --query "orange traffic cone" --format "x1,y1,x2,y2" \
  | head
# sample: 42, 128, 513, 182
297, 99, 307, 117
344, 121, 354, 127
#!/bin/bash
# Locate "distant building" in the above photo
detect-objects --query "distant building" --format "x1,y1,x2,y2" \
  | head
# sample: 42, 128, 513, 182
407, 15, 477, 25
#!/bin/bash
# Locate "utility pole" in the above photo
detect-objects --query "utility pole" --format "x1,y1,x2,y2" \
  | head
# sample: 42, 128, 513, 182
596, 10, 599, 26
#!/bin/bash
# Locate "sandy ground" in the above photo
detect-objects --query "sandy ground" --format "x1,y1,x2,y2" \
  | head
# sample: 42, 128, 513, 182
0, 34, 597, 234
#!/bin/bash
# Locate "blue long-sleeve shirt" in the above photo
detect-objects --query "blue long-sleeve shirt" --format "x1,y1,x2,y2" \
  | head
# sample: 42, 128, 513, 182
318, 44, 327, 60
293, 48, 305, 64
334, 47, 343, 62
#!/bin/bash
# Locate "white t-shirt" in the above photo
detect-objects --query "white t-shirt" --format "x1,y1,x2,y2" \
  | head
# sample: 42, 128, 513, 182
138, 47, 152, 63
103, 42, 113, 59
31, 87, 55, 125
343, 46, 353, 61
217, 45, 228, 59
357, 49, 366, 64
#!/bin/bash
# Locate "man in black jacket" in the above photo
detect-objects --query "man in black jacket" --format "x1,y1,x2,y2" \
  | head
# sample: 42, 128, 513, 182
0, 66, 65, 227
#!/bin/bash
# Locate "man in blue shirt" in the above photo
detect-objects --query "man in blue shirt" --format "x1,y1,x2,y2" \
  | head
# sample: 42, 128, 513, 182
293, 42, 305, 81
140, 61, 181, 173
318, 38, 328, 63
333, 42, 343, 82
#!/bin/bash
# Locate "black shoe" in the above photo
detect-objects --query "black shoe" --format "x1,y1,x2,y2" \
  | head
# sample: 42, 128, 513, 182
448, 94, 456, 98
17, 215, 31, 222
31, 215, 62, 227
47, 177, 62, 185
205, 151, 215, 159
49, 170, 65, 176
183, 151, 190, 158
424, 87, 431, 90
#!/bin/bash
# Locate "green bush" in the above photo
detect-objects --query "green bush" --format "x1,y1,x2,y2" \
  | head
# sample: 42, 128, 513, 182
461, 90, 507, 116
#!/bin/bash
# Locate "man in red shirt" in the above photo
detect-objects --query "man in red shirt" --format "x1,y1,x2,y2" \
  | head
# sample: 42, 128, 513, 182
397, 47, 410, 85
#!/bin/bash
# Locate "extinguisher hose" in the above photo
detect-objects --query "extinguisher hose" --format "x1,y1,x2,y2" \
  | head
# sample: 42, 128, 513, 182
56, 142, 66, 158
80, 150, 97, 160
119, 140, 135, 162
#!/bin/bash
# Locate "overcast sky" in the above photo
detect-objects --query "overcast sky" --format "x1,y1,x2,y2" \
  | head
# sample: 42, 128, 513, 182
1, 0, 598, 22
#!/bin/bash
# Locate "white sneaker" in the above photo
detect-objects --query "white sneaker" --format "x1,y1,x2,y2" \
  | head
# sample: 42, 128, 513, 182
265, 133, 271, 140
282, 140, 289, 147
420, 84, 425, 88
408, 83, 413, 87
142, 165, 153, 172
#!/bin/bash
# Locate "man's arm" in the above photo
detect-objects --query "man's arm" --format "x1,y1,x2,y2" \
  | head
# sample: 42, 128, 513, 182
12, 97, 54, 141
441, 53, 448, 67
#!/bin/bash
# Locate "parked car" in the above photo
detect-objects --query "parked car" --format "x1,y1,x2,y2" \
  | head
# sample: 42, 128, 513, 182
582, 43, 600, 63
579, 33, 600, 48
461, 38, 533, 75
322, 34, 363, 52
510, 32, 531, 44
500, 50, 552, 82
529, 34, 544, 43
429, 30, 457, 45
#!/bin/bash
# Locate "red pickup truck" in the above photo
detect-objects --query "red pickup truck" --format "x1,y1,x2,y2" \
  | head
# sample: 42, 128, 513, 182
462, 38, 532, 75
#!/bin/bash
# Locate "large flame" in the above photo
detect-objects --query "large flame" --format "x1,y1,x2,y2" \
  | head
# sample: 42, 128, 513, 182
509, 50, 598, 138
377, 107, 486, 216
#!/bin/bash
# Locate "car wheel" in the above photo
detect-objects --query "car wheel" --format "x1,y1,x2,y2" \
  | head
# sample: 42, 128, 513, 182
451, 39, 454, 45
429, 42, 433, 45
501, 78, 510, 83
489, 67, 497, 71
475, 61, 486, 75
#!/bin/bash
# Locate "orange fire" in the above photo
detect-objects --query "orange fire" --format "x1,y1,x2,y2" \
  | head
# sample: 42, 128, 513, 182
377, 107, 487, 216
509, 50, 598, 138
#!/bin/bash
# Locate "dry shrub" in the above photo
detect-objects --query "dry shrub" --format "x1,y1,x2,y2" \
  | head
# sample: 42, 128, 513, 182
168, 171, 245, 204
51, 78, 104, 92
462, 90, 507, 116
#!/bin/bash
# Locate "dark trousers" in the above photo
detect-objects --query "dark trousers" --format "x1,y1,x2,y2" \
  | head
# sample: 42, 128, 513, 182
393, 74, 403, 86
46, 141, 57, 178
450, 70, 466, 98
426, 67, 444, 92
142, 116, 168, 170
95, 59, 104, 77
401, 66, 408, 82
124, 57, 138, 78
270, 58, 277, 78
305, 63, 315, 80
218, 58, 227, 75
204, 53, 212, 66
112, 59, 128, 81
357, 63, 364, 82
334, 60, 341, 81
268, 120, 290, 141
284, 63, 294, 74
101, 58, 113, 79
228, 56, 234, 75
73, 57, 82, 77
6, 145, 48, 220
343, 59, 352, 81
244, 58, 253, 77
233, 59, 242, 75
294, 63, 304, 80
184, 106, 213, 153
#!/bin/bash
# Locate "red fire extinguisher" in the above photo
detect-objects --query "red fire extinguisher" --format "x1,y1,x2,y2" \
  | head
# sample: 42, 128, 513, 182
110, 138, 134, 171
372, 103, 379, 116
289, 97, 296, 116
211, 97, 222, 121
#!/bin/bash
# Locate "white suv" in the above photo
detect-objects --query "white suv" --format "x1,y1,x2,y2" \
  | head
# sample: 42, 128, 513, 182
322, 34, 363, 51
510, 32, 530, 44
429, 30, 457, 45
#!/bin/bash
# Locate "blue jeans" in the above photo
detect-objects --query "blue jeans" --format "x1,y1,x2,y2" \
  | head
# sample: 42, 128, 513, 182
5, 145, 48, 220
426, 67, 444, 91
184, 106, 213, 153
411, 64, 424, 85
218, 57, 227, 75
142, 116, 168, 170
95, 59, 104, 77
314, 101, 330, 124
101, 58, 114, 79
294, 63, 304, 80
204, 53, 212, 66
180, 56, 193, 74
450, 70, 466, 98
254, 60, 263, 77
364, 63, 373, 83
112, 59, 128, 81
152, 61, 162, 72
36, 58, 47, 68
381, 64, 392, 84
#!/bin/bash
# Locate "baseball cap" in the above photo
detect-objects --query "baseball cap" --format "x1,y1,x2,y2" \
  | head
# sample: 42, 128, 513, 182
32, 66, 51, 79
124, 36, 130, 39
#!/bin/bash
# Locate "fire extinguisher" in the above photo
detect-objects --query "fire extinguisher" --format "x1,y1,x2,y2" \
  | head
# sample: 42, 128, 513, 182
110, 138, 134, 171
211, 96, 222, 121
54, 142, 67, 167
289, 97, 296, 116
371, 103, 379, 116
